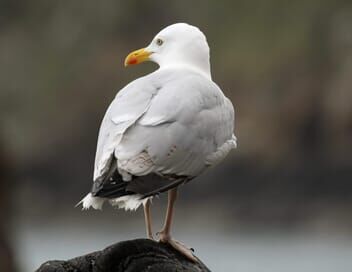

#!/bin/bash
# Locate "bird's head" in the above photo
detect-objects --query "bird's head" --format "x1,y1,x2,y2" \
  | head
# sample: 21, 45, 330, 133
124, 23, 211, 77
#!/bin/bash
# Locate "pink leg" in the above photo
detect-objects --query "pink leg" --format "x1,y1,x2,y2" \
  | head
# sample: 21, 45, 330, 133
157, 188, 197, 262
143, 199, 154, 240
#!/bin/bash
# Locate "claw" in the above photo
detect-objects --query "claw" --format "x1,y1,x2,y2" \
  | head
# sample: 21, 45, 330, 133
164, 238, 198, 262
157, 231, 197, 262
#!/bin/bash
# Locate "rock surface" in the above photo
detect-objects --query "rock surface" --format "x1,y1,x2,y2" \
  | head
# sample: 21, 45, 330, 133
36, 238, 211, 272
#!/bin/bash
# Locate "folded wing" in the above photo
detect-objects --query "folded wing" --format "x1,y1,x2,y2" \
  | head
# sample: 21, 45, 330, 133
92, 69, 236, 199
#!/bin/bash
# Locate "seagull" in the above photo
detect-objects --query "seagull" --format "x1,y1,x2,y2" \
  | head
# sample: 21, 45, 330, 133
78, 23, 237, 261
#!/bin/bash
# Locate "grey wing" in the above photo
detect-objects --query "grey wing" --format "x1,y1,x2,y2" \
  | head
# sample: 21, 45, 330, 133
116, 73, 236, 178
92, 71, 191, 199
93, 75, 159, 181
92, 71, 236, 199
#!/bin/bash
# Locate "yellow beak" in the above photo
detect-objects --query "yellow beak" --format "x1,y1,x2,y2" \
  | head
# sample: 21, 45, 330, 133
124, 48, 151, 67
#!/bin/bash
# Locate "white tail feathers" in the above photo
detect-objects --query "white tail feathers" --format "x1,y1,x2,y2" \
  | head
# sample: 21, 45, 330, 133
76, 193, 151, 211
76, 193, 105, 210
109, 195, 148, 211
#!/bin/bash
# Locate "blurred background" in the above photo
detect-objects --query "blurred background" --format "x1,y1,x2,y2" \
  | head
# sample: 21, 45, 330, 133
1, 0, 352, 271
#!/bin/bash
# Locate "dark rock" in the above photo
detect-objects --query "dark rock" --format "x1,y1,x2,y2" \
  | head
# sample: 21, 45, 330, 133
35, 239, 211, 272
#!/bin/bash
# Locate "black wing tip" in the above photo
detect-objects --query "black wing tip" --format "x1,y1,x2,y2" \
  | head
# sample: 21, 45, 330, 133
93, 156, 193, 199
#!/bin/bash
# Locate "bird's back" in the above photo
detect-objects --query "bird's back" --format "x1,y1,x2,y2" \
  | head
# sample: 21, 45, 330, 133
109, 68, 235, 176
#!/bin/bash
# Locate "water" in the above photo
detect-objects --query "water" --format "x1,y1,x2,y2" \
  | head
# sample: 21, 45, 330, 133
13, 220, 352, 272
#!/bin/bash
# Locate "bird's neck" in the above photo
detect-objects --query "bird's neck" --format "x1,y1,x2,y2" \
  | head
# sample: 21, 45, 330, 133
158, 61, 212, 80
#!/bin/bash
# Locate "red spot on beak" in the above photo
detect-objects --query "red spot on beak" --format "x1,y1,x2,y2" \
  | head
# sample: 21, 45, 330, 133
128, 57, 138, 65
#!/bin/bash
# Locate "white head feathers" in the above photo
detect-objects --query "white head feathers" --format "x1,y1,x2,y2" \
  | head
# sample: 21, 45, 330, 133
146, 23, 211, 78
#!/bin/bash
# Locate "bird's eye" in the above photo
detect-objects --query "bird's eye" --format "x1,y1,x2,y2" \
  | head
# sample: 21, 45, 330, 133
156, 38, 164, 46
